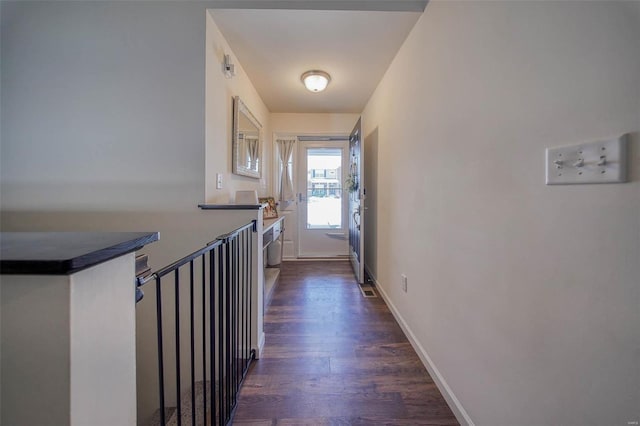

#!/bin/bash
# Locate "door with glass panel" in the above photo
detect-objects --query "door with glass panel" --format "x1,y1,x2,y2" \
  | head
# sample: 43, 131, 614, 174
348, 118, 364, 283
297, 141, 349, 257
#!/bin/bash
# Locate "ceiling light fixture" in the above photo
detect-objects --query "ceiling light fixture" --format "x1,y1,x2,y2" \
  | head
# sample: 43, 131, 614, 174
301, 70, 331, 93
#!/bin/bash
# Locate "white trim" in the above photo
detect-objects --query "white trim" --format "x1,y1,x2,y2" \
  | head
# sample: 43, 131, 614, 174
296, 139, 350, 258
256, 331, 266, 359
284, 256, 349, 262
273, 131, 350, 140
372, 277, 475, 426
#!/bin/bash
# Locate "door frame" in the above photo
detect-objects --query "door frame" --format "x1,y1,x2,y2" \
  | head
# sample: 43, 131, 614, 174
272, 132, 350, 259
296, 139, 349, 258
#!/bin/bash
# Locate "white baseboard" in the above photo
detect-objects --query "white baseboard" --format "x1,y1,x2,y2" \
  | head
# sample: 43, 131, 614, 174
256, 331, 266, 359
372, 278, 475, 426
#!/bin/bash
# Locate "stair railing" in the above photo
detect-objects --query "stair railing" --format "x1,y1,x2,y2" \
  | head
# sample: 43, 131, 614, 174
137, 220, 257, 425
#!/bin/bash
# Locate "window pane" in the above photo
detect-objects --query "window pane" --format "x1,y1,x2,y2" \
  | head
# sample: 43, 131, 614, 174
306, 148, 342, 229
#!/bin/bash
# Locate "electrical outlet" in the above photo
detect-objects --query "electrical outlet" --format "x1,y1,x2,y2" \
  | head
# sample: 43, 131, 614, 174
216, 173, 223, 189
401, 274, 408, 292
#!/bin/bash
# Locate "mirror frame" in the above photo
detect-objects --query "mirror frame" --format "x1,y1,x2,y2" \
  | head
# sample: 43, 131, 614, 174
232, 96, 262, 179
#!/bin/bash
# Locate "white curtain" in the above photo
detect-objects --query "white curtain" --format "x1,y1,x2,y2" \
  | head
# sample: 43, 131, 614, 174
276, 138, 296, 206
246, 138, 259, 170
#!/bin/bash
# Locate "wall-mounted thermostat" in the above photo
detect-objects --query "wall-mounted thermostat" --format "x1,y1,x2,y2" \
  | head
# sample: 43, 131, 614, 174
545, 134, 628, 185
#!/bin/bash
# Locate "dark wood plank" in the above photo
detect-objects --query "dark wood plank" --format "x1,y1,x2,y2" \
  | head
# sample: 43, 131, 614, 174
234, 392, 407, 419
232, 420, 275, 426
247, 356, 331, 375
234, 261, 459, 425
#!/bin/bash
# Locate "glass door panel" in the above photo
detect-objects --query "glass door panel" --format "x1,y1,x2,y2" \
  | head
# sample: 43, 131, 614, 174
306, 148, 343, 230
297, 142, 349, 258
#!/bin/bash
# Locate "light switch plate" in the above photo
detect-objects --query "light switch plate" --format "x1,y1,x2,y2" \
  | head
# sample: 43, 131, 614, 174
216, 173, 223, 189
545, 134, 628, 185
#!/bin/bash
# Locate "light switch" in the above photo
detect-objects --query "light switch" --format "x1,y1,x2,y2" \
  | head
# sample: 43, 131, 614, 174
545, 134, 628, 185
216, 173, 223, 189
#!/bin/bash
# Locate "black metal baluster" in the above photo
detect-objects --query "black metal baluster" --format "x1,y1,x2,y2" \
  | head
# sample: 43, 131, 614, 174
138, 222, 256, 426
236, 235, 241, 390
249, 223, 255, 359
225, 239, 232, 422
201, 254, 207, 426
209, 247, 216, 425
246, 228, 251, 364
174, 270, 182, 426
218, 244, 225, 425
236, 235, 241, 394
238, 233, 243, 377
189, 261, 195, 426
155, 277, 166, 426
232, 236, 238, 403
241, 229, 246, 371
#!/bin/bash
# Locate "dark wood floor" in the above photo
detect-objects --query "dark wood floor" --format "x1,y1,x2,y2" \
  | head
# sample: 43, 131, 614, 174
233, 261, 459, 426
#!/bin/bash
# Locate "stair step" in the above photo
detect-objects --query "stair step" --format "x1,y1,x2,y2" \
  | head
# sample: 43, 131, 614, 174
147, 407, 176, 426
151, 357, 252, 425
166, 381, 212, 426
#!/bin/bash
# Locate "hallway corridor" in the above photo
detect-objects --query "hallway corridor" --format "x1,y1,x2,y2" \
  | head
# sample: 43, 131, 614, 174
233, 261, 459, 425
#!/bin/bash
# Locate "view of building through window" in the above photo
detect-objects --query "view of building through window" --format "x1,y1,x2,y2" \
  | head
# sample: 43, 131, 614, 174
306, 148, 342, 229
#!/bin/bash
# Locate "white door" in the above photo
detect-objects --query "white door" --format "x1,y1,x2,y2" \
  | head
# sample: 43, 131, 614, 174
348, 118, 365, 283
297, 141, 349, 257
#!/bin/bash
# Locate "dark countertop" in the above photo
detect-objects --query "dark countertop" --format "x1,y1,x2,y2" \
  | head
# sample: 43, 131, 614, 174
0, 232, 159, 275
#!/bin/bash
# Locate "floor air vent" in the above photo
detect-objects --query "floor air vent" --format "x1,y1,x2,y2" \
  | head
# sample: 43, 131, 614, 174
358, 283, 377, 298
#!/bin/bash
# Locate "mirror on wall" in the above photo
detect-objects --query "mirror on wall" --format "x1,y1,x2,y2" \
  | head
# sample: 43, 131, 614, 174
232, 96, 262, 179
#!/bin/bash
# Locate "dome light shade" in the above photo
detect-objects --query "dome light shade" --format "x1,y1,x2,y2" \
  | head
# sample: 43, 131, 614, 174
301, 70, 331, 92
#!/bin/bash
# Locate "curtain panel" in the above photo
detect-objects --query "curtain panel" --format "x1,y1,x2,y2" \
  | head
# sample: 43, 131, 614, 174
276, 138, 296, 207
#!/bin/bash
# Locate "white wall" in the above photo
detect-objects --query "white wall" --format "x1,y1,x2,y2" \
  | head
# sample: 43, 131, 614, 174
0, 1, 208, 212
0, 2, 269, 424
271, 113, 359, 135
1, 274, 71, 426
362, 1, 639, 425
363, 127, 378, 279
69, 254, 138, 426
1, 254, 137, 426
205, 11, 271, 203
0, 3, 272, 210
270, 113, 359, 257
